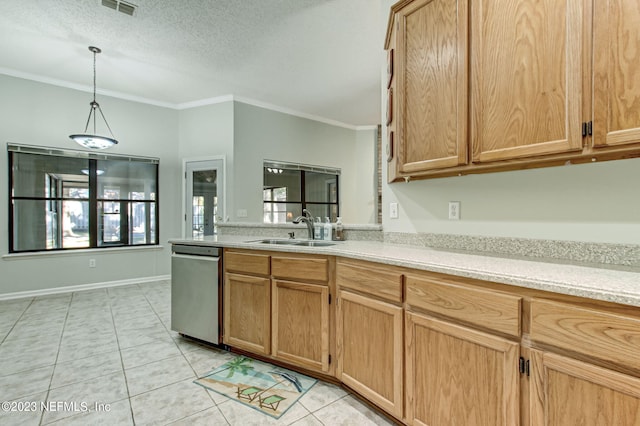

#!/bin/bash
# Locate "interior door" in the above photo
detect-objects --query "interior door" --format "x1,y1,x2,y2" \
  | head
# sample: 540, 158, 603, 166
184, 159, 224, 238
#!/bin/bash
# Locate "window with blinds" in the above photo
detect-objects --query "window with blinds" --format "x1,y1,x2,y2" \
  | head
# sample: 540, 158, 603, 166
8, 144, 159, 253
263, 160, 340, 223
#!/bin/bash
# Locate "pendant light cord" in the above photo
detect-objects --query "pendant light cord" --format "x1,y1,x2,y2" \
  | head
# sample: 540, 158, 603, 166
93, 47, 97, 104
81, 47, 116, 138
92, 49, 97, 133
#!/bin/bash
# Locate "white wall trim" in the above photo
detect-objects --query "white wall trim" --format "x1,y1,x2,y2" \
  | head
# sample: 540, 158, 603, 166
0, 67, 176, 109
177, 95, 235, 109
354, 125, 378, 131
0, 275, 171, 301
2, 245, 164, 260
231, 96, 358, 129
178, 94, 380, 130
1, 69, 379, 130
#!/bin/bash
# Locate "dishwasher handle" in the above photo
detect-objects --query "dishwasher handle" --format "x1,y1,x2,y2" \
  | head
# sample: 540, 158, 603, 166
172, 244, 220, 257
171, 253, 220, 262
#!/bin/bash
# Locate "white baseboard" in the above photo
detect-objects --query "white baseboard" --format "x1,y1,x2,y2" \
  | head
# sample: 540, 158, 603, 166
0, 275, 171, 301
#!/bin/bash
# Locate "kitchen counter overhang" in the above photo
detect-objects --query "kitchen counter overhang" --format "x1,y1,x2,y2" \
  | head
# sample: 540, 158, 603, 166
169, 235, 640, 308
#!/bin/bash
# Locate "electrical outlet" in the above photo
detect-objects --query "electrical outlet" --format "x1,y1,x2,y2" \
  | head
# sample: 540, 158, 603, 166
89, 259, 96, 268
237, 209, 248, 218
389, 202, 399, 219
448, 201, 460, 220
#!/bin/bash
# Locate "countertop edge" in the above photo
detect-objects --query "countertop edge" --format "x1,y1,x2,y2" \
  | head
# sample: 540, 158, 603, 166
169, 237, 640, 308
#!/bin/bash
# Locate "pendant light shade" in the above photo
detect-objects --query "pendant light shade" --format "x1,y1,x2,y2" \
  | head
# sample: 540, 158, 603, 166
69, 46, 119, 149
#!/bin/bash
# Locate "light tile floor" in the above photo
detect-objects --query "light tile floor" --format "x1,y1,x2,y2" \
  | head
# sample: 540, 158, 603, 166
0, 280, 393, 425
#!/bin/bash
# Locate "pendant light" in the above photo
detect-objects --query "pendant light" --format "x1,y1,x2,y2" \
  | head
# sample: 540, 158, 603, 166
69, 46, 119, 149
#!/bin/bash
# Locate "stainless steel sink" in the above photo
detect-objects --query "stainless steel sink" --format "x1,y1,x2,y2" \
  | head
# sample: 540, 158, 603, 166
293, 240, 335, 247
247, 239, 335, 247
250, 239, 300, 245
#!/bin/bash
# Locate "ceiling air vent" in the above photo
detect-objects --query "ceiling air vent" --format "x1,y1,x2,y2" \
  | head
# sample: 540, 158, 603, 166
101, 0, 137, 16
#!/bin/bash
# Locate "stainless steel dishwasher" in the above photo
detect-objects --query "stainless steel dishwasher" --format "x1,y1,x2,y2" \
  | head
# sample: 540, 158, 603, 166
171, 244, 221, 344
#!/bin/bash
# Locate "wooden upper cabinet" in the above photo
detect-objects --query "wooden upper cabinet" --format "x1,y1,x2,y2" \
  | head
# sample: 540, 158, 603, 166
394, 0, 468, 173
470, 0, 584, 162
592, 0, 640, 148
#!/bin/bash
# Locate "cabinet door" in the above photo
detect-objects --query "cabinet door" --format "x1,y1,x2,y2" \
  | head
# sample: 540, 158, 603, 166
336, 290, 403, 419
592, 0, 640, 148
470, 0, 583, 162
405, 312, 519, 426
223, 272, 271, 355
395, 0, 468, 173
530, 350, 640, 425
271, 279, 329, 373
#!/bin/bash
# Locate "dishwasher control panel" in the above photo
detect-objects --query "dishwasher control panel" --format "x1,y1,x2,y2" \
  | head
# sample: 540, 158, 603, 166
172, 244, 220, 257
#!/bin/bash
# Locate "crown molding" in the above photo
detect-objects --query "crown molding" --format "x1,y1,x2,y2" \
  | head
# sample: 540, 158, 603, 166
1, 68, 379, 130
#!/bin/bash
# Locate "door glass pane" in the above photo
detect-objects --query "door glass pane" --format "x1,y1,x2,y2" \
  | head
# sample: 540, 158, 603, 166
98, 201, 121, 244
130, 202, 150, 244
192, 170, 217, 237
62, 200, 90, 248
192, 196, 204, 238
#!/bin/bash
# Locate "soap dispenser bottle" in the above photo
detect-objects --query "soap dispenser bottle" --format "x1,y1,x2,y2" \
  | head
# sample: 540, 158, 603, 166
324, 217, 332, 241
335, 217, 344, 241
314, 217, 323, 240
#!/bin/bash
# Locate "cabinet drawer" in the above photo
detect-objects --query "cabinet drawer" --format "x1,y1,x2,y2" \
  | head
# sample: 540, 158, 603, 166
405, 275, 521, 337
530, 299, 640, 371
271, 255, 328, 282
224, 250, 270, 276
336, 260, 403, 303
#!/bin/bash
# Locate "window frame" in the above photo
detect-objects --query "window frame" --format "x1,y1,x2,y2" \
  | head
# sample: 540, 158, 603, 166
8, 144, 160, 254
262, 160, 340, 223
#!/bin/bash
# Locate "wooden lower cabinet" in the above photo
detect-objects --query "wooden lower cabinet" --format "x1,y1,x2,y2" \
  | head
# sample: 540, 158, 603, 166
223, 251, 640, 425
223, 272, 271, 355
272, 279, 330, 372
223, 249, 333, 375
336, 289, 403, 419
530, 350, 640, 426
405, 311, 520, 426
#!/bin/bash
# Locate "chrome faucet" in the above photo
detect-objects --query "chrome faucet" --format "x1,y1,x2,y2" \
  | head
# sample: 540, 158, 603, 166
292, 209, 314, 240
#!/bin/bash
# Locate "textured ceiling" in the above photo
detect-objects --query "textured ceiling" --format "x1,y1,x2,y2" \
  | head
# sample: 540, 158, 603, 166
0, 0, 383, 127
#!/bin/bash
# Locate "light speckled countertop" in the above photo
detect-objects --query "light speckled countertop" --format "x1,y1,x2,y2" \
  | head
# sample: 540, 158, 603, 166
169, 235, 640, 308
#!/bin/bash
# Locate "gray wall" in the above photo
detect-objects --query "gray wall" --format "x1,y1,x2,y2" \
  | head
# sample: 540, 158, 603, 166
178, 102, 235, 226
379, 0, 640, 244
232, 101, 376, 224
0, 77, 377, 296
0, 74, 181, 295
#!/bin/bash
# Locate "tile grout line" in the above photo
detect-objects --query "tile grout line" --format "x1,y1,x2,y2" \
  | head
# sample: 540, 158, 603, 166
106, 286, 136, 426
3, 281, 387, 426
137, 281, 175, 340
0, 297, 35, 346
137, 283, 231, 425
40, 293, 74, 426
137, 282, 232, 425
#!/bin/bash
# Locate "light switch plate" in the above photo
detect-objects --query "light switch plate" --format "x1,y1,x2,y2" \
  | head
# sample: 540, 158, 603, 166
389, 202, 399, 219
